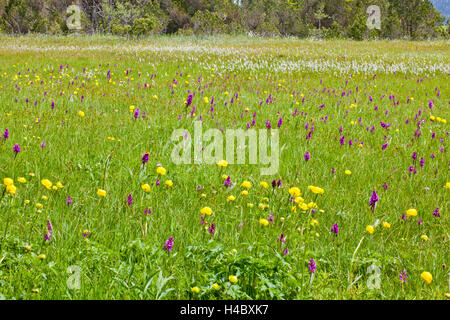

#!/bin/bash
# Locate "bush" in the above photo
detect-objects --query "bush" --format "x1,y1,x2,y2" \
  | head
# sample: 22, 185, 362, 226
131, 16, 162, 35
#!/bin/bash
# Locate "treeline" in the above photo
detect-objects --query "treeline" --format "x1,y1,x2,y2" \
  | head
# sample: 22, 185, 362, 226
0, 0, 448, 39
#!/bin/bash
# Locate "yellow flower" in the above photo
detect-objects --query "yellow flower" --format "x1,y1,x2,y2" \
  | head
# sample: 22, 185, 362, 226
6, 184, 16, 195
217, 160, 228, 167
291, 206, 297, 213
229, 275, 238, 284
141, 184, 151, 192
24, 200, 30, 204
78, 110, 85, 117
241, 181, 252, 189
212, 283, 220, 290
445, 182, 450, 189
52, 186, 58, 191
310, 219, 319, 226
36, 203, 43, 209
41, 196, 48, 201
227, 195, 236, 201
191, 286, 200, 293
240, 190, 248, 196
41, 179, 52, 190
200, 207, 213, 215
38, 254, 46, 260
156, 167, 167, 175
421, 235, 429, 241
31, 288, 40, 293
259, 218, 269, 226
299, 203, 308, 211
24, 245, 31, 251
56, 181, 64, 188
97, 189, 107, 197
366, 225, 375, 234
259, 181, 269, 189
203, 96, 209, 104
3, 178, 14, 186
382, 222, 391, 229
406, 208, 418, 217
222, 174, 229, 179
345, 170, 352, 175
295, 197, 304, 204
288, 187, 301, 197
421, 271, 432, 284
17, 177, 27, 183
165, 180, 173, 187
247, 203, 254, 208
308, 185, 324, 194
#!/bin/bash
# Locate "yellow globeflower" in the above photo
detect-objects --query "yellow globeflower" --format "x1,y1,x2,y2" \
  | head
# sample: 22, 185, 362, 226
288, 187, 301, 197
308, 186, 324, 194
241, 181, 252, 189
217, 160, 228, 167
78, 110, 85, 117
229, 275, 238, 284
17, 177, 27, 183
56, 181, 64, 188
259, 181, 269, 189
382, 222, 391, 229
156, 167, 166, 175
445, 182, 450, 189
406, 209, 418, 217
240, 190, 248, 196
97, 189, 107, 197
3, 178, 14, 186
366, 225, 375, 234
6, 184, 16, 195
200, 207, 213, 215
165, 180, 173, 187
212, 283, 220, 290
345, 170, 352, 175
41, 179, 52, 190
141, 184, 151, 192
191, 286, 200, 293
421, 271, 432, 284
259, 218, 269, 226
421, 235, 429, 241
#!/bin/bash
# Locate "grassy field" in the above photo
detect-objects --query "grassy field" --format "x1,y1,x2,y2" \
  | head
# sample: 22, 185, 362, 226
0, 35, 448, 300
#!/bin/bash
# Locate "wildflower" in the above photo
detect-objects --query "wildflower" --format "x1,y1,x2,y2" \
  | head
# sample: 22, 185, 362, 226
208, 223, 215, 236
217, 160, 228, 167
200, 207, 213, 216
283, 248, 289, 255
13, 143, 21, 153
212, 283, 220, 290
331, 223, 339, 235
369, 190, 379, 213
228, 275, 238, 284
308, 186, 324, 195
345, 170, 352, 175
24, 245, 31, 251
82, 229, 90, 237
383, 222, 391, 228
406, 208, 418, 217
38, 254, 46, 260
421, 271, 432, 284
17, 177, 26, 183
141, 184, 151, 192
445, 182, 450, 189
56, 181, 63, 188
41, 179, 52, 190
156, 167, 167, 175
259, 218, 269, 226
304, 151, 310, 161
241, 181, 251, 189
97, 189, 107, 197
191, 286, 200, 294
163, 236, 174, 253
78, 111, 85, 117
224, 176, 231, 187
41, 141, 46, 148
141, 152, 149, 166
399, 269, 408, 284
44, 220, 52, 241
366, 225, 375, 234
6, 184, 16, 195
288, 187, 301, 197
308, 259, 316, 273
3, 178, 14, 186
2, 128, 9, 139
126, 193, 133, 206
165, 180, 173, 187
421, 235, 429, 241
433, 207, 440, 218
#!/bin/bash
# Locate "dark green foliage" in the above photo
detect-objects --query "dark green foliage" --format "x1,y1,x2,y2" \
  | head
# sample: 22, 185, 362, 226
0, 0, 446, 39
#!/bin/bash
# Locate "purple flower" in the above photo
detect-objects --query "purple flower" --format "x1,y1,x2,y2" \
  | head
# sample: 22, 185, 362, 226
412, 151, 417, 161
277, 117, 283, 128
382, 182, 388, 191
331, 223, 339, 235
417, 219, 423, 226
66, 196, 72, 205
369, 190, 379, 211
134, 108, 140, 119
399, 269, 408, 284
265, 119, 272, 130
163, 236, 174, 252
277, 233, 286, 243
283, 248, 289, 256
308, 258, 316, 273
2, 128, 8, 140
433, 207, 440, 218
208, 223, 215, 236
41, 141, 46, 148
13, 144, 21, 153
419, 157, 424, 168
141, 152, 149, 165
44, 220, 52, 241
186, 94, 193, 107
144, 207, 152, 215
304, 151, 310, 162
339, 136, 345, 146
224, 176, 231, 187
126, 193, 133, 206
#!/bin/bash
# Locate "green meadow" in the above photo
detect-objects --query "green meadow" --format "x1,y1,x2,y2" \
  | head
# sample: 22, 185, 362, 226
0, 35, 448, 299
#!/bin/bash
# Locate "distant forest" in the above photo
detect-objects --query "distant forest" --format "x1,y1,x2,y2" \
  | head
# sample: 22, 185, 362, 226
1, 0, 448, 39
